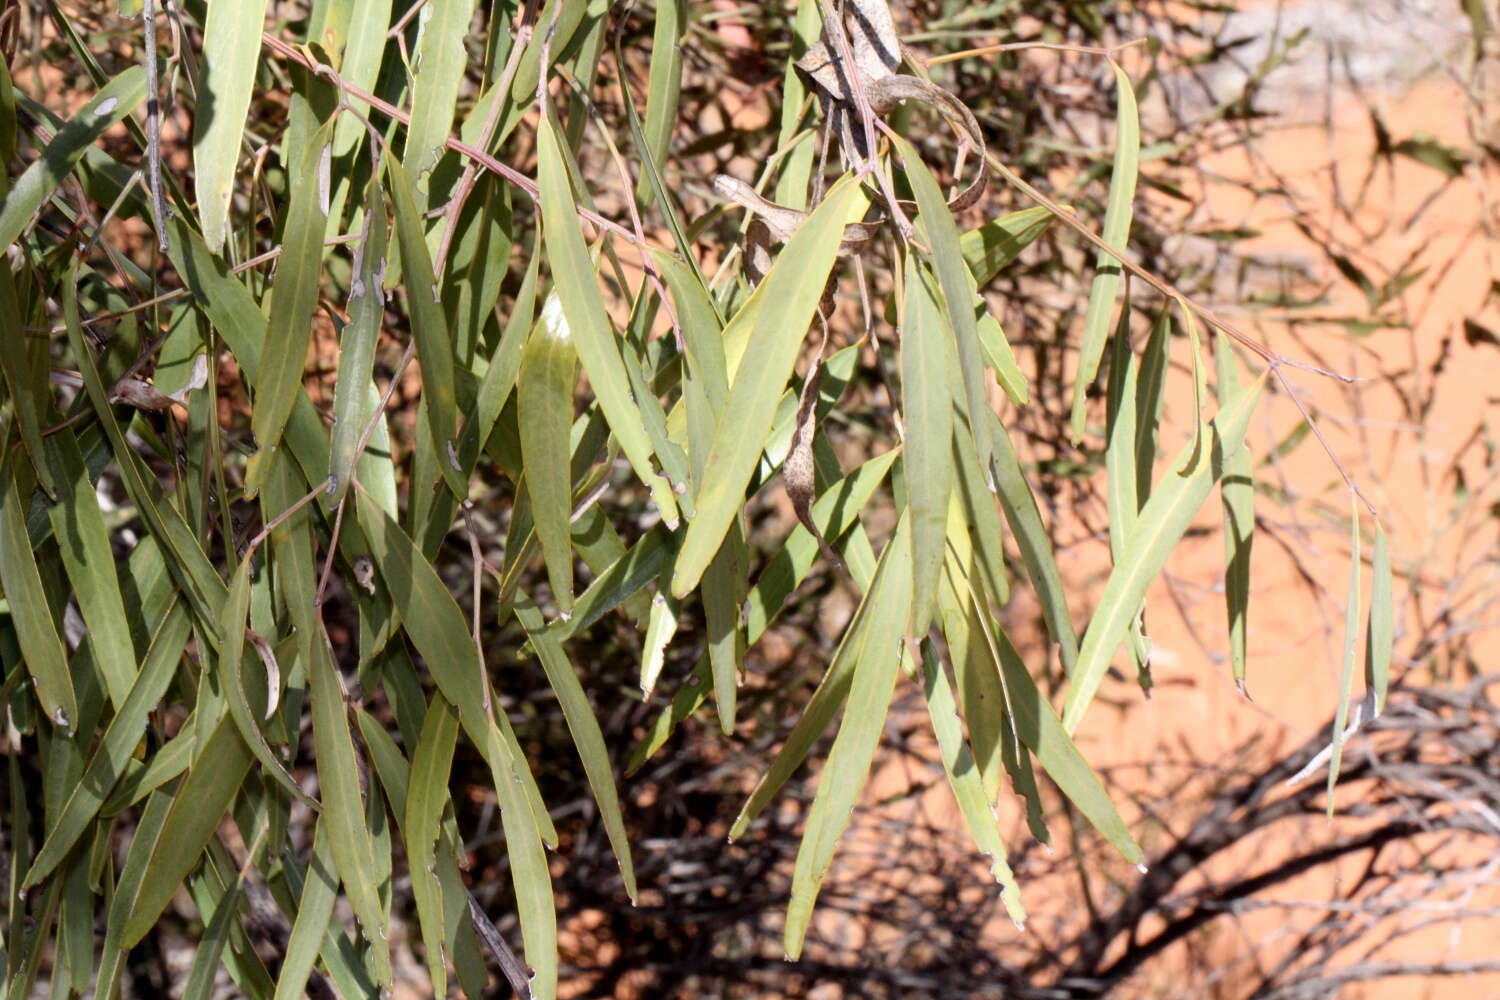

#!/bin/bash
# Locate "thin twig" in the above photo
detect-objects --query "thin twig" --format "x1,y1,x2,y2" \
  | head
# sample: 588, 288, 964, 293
314, 494, 348, 608
466, 891, 534, 1000
260, 32, 641, 247
432, 0, 541, 276
979, 149, 1379, 518
246, 479, 333, 555
923, 37, 1149, 68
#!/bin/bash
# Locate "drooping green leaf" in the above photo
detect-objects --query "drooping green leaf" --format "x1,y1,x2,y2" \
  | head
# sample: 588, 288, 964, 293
405, 694, 459, 997
537, 113, 680, 526
515, 597, 637, 900
23, 601, 188, 890
193, 0, 272, 251
119, 718, 253, 948
987, 416, 1080, 675
308, 629, 392, 984
917, 640, 1026, 927
218, 557, 312, 806
402, 0, 478, 205
327, 170, 389, 507
892, 132, 993, 475
43, 434, 135, 707
0, 263, 54, 497
1365, 523, 1393, 714
960, 206, 1054, 286
1327, 499, 1363, 814
901, 256, 955, 637
387, 155, 469, 497
671, 176, 859, 596
638, 0, 686, 207
0, 65, 146, 248
1215, 335, 1255, 692
0, 452, 74, 729
519, 298, 580, 618
1069, 61, 1140, 441
271, 815, 340, 1000
964, 580, 1141, 863
1063, 374, 1266, 732
245, 118, 338, 494
784, 518, 912, 958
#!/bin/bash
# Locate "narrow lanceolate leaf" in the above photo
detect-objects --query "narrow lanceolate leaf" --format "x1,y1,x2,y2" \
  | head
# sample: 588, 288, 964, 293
218, 558, 311, 805
0, 65, 145, 247
405, 695, 459, 998
402, 0, 477, 203
193, 0, 272, 251
515, 598, 638, 901
1327, 501, 1363, 814
964, 584, 1142, 863
44, 433, 135, 708
1068, 61, 1140, 442
325, 0, 396, 219
1105, 302, 1150, 686
327, 171, 388, 507
785, 520, 912, 959
537, 115, 679, 526
937, 495, 1013, 815
988, 417, 1080, 675
633, 446, 896, 776
703, 519, 749, 734
640, 593, 679, 697
1176, 299, 1211, 471
519, 297, 580, 618
353, 488, 557, 995
1215, 335, 1255, 692
24, 601, 188, 889
387, 157, 468, 497
960, 206, 1054, 286
247, 118, 337, 494
671, 176, 859, 597
638, 0, 686, 206
308, 631, 392, 985
0, 265, 54, 496
96, 790, 173, 996
892, 133, 993, 475
271, 816, 340, 1000
902, 256, 955, 637
1365, 524, 1393, 714
917, 641, 1026, 927
0, 453, 74, 729
1063, 375, 1266, 733
1134, 307, 1170, 506
120, 718, 253, 948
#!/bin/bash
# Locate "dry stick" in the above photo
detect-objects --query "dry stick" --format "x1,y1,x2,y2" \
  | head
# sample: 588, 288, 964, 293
432, 0, 541, 276
142, 0, 169, 252
980, 150, 1379, 518
466, 891, 534, 1000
